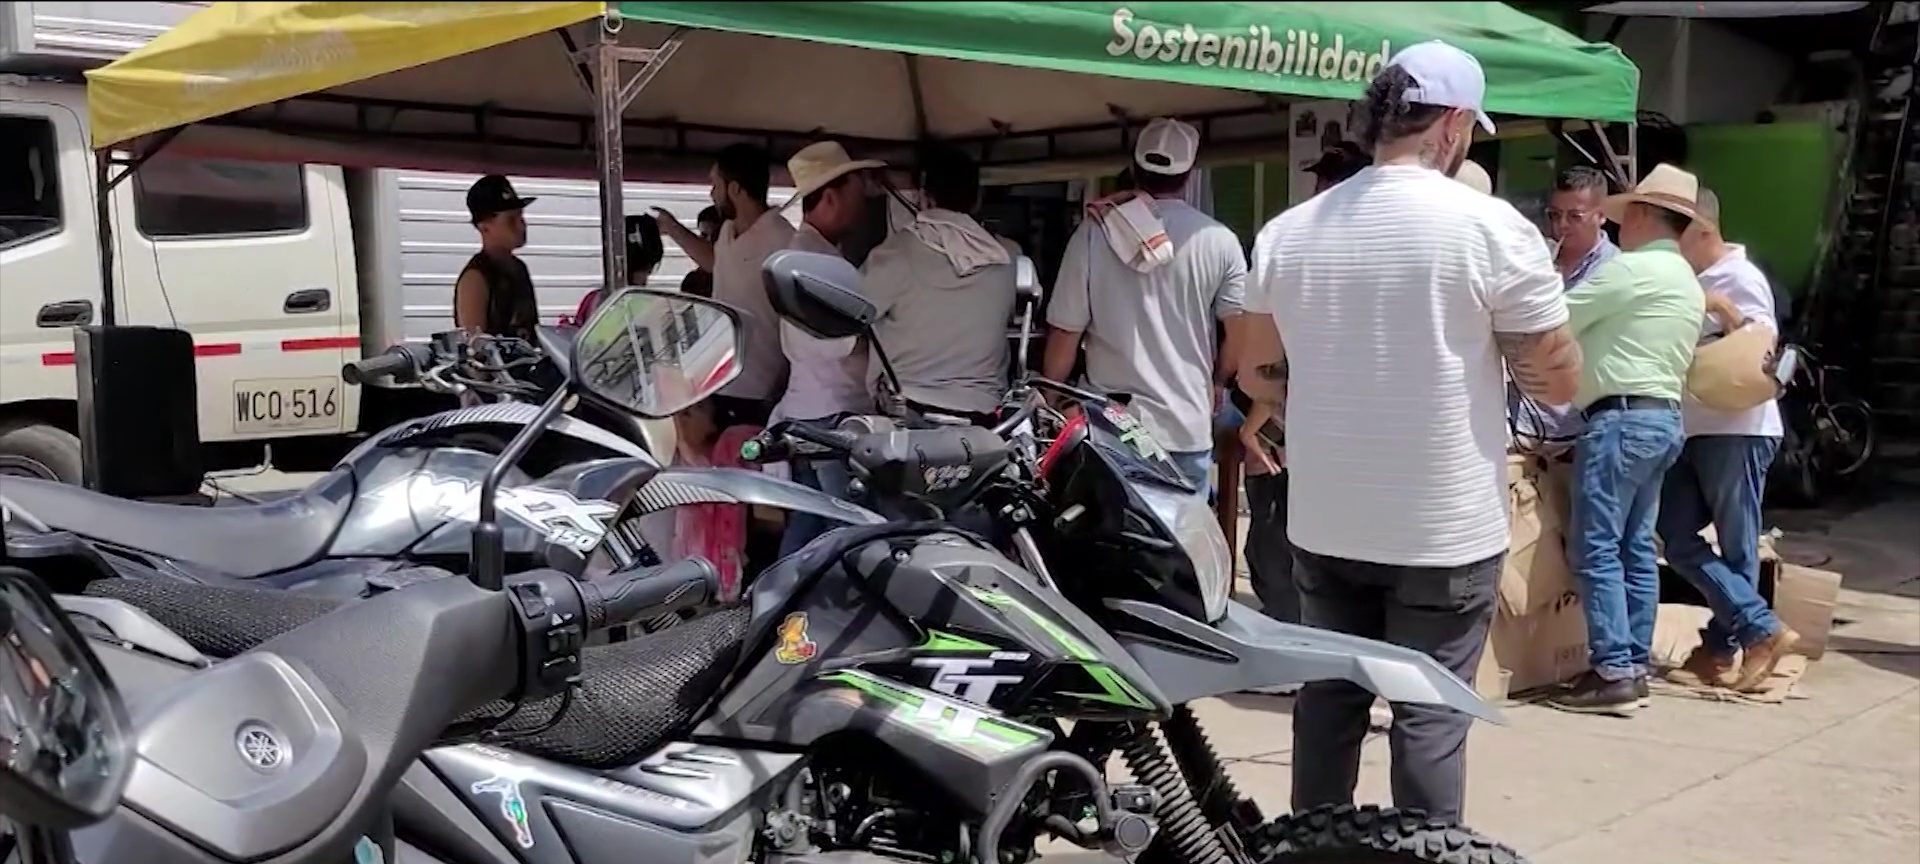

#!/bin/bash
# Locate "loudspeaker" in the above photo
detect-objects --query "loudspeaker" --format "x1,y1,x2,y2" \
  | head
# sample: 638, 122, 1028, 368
73, 326, 203, 498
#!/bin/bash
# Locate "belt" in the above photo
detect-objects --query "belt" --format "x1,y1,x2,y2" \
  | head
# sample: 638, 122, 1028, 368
1581, 395, 1679, 420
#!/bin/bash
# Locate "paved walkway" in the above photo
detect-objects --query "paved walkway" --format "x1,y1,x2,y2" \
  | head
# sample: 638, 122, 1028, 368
1059, 495, 1920, 863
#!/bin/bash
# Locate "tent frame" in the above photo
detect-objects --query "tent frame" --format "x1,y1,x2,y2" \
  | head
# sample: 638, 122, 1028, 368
88, 10, 1639, 324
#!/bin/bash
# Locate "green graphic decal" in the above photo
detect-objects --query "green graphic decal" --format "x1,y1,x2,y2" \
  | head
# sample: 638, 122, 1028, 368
920, 629, 1000, 653
958, 585, 1152, 710
821, 669, 1042, 751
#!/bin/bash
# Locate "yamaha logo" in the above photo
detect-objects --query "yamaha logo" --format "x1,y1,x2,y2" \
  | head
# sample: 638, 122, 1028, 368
236, 723, 287, 772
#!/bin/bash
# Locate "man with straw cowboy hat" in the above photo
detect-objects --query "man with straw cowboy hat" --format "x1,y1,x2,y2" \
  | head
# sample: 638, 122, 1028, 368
772, 140, 886, 555
1549, 163, 1711, 716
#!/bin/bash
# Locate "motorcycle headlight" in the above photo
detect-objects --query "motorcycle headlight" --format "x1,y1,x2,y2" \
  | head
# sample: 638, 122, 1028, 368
1136, 484, 1232, 623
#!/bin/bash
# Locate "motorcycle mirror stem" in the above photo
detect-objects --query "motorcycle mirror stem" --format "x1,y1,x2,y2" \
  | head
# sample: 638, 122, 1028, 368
471, 385, 573, 590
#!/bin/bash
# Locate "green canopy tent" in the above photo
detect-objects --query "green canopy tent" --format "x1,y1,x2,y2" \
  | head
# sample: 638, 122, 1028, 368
90, 1, 1638, 308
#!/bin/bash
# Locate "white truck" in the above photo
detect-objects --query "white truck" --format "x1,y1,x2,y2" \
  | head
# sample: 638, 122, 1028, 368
0, 2, 741, 482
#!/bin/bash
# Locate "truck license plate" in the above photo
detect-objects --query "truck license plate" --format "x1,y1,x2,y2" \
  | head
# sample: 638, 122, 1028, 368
233, 377, 341, 435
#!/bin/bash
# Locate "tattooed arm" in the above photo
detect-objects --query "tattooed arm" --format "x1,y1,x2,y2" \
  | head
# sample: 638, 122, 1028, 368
1496, 325, 1581, 406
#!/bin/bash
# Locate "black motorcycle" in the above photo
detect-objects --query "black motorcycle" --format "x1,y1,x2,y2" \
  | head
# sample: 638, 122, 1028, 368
0, 304, 873, 600
19, 279, 1526, 864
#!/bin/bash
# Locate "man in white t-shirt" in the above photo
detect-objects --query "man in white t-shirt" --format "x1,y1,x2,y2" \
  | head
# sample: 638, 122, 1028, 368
1238, 42, 1580, 823
773, 141, 883, 556
1662, 188, 1796, 688
1043, 118, 1249, 494
655, 144, 793, 428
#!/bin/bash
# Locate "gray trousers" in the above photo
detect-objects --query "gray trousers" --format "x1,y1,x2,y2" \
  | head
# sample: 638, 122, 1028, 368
1289, 546, 1500, 824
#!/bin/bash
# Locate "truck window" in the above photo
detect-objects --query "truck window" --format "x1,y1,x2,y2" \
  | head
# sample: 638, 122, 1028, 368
0, 116, 61, 249
132, 152, 308, 238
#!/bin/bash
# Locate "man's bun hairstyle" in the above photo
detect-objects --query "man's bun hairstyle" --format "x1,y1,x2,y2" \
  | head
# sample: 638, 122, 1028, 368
1361, 65, 1450, 153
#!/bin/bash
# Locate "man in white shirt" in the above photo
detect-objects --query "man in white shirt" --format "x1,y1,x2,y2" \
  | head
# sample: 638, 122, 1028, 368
773, 140, 883, 556
655, 144, 793, 428
1043, 117, 1249, 494
1662, 188, 1797, 688
1237, 41, 1580, 823
861, 145, 1017, 425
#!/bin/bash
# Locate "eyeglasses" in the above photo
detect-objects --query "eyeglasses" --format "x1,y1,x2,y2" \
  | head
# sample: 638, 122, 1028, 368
1545, 209, 1595, 223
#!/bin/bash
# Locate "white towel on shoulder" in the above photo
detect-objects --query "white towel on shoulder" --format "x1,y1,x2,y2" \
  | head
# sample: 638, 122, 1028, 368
1086, 190, 1173, 273
904, 207, 1011, 277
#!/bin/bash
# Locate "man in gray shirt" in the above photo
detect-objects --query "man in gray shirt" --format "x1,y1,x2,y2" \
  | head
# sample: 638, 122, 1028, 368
861, 145, 1017, 424
1043, 118, 1248, 492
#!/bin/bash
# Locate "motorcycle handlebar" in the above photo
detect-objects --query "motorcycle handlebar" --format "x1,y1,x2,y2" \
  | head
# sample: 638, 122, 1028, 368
342, 344, 432, 386
576, 558, 719, 631
741, 421, 860, 466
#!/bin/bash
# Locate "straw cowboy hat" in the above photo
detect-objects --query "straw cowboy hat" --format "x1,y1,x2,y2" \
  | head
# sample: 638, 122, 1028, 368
785, 141, 885, 208
1453, 160, 1493, 195
1601, 163, 1714, 227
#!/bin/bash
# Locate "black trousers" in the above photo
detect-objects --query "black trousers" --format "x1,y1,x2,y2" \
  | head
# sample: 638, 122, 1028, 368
1289, 546, 1500, 824
1243, 471, 1299, 624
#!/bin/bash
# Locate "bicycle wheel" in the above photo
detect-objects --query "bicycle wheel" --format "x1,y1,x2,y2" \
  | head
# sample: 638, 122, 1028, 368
1814, 401, 1876, 477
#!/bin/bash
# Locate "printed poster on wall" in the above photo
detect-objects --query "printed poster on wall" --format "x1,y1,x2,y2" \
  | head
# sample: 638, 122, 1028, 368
1288, 99, 1365, 207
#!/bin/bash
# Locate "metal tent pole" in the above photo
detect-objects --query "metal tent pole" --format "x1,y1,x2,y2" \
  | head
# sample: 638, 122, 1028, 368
583, 18, 682, 296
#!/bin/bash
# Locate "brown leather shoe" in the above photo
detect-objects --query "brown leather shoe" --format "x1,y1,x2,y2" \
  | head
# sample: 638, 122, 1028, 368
1732, 627, 1802, 693
1665, 646, 1737, 689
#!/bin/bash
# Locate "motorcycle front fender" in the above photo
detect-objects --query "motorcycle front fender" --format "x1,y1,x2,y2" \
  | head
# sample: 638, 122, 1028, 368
631, 468, 887, 528
1108, 599, 1504, 724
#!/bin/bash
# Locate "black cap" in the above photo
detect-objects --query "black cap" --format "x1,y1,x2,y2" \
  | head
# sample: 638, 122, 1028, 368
466, 174, 536, 221
1305, 141, 1370, 182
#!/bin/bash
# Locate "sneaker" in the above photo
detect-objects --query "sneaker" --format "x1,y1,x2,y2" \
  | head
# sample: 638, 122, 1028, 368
1732, 627, 1802, 693
1665, 646, 1737, 689
1635, 675, 1651, 709
1545, 672, 1641, 717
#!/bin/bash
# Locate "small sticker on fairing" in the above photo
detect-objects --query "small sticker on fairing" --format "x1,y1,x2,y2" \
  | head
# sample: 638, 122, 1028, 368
775, 612, 818, 664
354, 836, 385, 864
471, 773, 536, 849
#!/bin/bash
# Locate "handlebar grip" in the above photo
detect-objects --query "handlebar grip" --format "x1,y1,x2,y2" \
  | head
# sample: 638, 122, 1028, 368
343, 345, 428, 385
578, 558, 719, 630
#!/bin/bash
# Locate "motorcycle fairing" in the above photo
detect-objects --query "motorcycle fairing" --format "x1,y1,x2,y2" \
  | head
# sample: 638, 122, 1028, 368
1108, 598, 1505, 724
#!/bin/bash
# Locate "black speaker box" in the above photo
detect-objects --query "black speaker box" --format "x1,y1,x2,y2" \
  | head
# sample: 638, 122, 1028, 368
73, 325, 203, 498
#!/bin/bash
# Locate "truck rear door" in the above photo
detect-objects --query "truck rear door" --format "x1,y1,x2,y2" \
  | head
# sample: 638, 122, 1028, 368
110, 153, 358, 443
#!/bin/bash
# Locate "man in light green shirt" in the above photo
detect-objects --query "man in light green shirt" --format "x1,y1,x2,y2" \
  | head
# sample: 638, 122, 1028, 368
1550, 164, 1706, 717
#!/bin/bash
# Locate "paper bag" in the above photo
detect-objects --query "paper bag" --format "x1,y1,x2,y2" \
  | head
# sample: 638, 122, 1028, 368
1773, 564, 1843, 659
1687, 323, 1779, 411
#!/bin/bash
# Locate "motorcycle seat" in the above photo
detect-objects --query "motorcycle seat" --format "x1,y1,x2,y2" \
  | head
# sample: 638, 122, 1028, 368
0, 469, 355, 578
83, 577, 749, 769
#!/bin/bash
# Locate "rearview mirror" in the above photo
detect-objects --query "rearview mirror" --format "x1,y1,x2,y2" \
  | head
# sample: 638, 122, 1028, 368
0, 568, 131, 830
571, 289, 743, 418
762, 250, 875, 341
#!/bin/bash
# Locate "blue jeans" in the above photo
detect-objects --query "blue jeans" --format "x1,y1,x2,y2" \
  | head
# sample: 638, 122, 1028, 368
1569, 407, 1685, 681
1656, 436, 1784, 657
1167, 449, 1212, 499
780, 458, 852, 558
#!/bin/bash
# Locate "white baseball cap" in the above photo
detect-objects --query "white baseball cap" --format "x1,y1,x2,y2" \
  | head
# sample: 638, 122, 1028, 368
1134, 117, 1199, 176
1387, 40, 1496, 134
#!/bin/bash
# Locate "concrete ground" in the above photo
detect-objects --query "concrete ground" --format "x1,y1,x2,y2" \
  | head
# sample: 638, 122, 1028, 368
1051, 493, 1920, 864
213, 469, 1919, 862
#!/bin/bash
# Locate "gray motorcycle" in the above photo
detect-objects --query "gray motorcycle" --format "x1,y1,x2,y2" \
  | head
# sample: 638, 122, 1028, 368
0, 284, 1527, 864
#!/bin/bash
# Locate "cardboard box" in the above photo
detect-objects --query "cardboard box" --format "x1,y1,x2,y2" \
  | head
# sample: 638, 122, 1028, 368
1478, 589, 1589, 698
1477, 456, 1589, 700
1773, 563, 1843, 660
1499, 458, 1576, 616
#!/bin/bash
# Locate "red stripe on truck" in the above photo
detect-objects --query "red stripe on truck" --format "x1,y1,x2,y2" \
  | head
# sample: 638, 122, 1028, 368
282, 336, 362, 352
43, 343, 238, 365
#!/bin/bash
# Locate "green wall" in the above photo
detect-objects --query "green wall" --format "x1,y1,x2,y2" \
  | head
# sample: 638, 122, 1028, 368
1686, 121, 1842, 298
